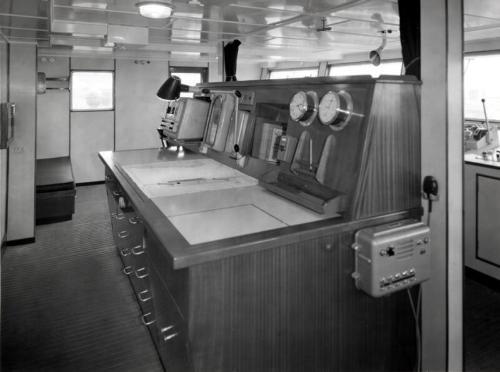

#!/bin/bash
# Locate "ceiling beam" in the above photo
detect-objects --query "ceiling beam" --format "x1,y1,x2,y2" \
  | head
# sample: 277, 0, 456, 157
0, 12, 47, 20
464, 23, 500, 33
243, 0, 374, 36
0, 25, 48, 32
228, 3, 399, 28
51, 4, 269, 27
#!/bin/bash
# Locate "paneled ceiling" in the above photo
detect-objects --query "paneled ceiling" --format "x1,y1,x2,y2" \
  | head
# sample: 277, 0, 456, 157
0, 0, 498, 63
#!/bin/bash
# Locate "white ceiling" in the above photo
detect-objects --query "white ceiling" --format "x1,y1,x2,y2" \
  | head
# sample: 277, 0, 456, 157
0, 0, 498, 64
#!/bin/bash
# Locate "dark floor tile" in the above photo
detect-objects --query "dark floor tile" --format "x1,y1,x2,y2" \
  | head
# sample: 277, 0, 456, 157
1, 185, 163, 372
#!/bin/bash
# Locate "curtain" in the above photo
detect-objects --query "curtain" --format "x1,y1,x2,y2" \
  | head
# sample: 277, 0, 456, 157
398, 0, 420, 79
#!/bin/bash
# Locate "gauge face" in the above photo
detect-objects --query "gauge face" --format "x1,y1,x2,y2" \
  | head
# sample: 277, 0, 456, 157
289, 91, 319, 127
318, 91, 340, 125
289, 91, 308, 121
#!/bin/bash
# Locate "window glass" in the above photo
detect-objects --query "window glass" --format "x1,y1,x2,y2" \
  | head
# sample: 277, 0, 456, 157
269, 68, 318, 79
71, 71, 113, 111
464, 54, 500, 120
328, 61, 403, 78
173, 72, 203, 98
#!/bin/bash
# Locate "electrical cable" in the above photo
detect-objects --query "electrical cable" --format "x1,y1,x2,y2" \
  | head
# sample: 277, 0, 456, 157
407, 286, 422, 372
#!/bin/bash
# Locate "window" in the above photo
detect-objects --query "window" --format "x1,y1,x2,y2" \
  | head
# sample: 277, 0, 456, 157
464, 54, 500, 120
71, 71, 114, 111
328, 61, 403, 78
169, 66, 208, 98
269, 68, 318, 79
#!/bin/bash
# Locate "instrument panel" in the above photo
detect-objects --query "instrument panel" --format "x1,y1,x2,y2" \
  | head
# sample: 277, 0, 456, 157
289, 89, 354, 130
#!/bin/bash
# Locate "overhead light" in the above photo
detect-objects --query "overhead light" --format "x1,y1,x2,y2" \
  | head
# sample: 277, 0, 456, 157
136, 1, 173, 19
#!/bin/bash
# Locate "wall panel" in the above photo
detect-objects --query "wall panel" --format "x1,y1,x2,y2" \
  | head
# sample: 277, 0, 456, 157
0, 39, 8, 243
36, 91, 69, 159
7, 44, 36, 242
115, 59, 167, 151
37, 57, 69, 159
70, 111, 114, 183
71, 57, 114, 71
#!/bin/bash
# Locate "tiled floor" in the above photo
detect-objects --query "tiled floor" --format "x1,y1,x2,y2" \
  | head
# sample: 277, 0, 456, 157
1, 185, 163, 372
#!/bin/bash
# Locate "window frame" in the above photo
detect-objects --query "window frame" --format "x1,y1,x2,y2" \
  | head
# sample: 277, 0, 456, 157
267, 66, 320, 80
463, 51, 500, 122
327, 59, 404, 78
169, 66, 208, 83
70, 70, 115, 112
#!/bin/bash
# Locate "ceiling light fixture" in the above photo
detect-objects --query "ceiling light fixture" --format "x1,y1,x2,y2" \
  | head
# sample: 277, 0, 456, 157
136, 1, 173, 19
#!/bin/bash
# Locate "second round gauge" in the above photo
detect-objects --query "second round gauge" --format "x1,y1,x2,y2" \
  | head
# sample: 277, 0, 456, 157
318, 91, 341, 125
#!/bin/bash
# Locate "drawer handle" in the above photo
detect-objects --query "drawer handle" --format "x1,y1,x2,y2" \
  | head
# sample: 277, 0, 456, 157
135, 267, 149, 279
138, 289, 152, 302
122, 266, 133, 275
141, 312, 156, 326
120, 248, 131, 257
132, 245, 145, 255
118, 196, 127, 209
114, 213, 125, 221
161, 325, 175, 333
118, 230, 129, 239
129, 216, 141, 225
163, 332, 179, 342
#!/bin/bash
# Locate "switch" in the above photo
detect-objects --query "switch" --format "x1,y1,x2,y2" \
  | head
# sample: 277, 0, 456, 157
386, 246, 395, 256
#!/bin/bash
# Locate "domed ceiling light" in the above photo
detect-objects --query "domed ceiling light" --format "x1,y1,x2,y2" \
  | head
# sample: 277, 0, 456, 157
136, 1, 174, 19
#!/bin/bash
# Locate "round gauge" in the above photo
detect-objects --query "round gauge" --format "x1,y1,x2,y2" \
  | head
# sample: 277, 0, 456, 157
318, 91, 341, 125
289, 91, 318, 127
319, 90, 354, 131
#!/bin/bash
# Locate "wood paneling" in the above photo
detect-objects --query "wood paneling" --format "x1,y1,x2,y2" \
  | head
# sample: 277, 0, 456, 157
351, 82, 421, 219
187, 230, 416, 372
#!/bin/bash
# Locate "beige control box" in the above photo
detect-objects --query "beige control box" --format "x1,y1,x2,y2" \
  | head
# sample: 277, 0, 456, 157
162, 98, 209, 141
352, 219, 431, 297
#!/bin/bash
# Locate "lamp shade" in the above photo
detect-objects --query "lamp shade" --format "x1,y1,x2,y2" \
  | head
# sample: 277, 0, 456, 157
157, 75, 192, 100
157, 76, 181, 100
